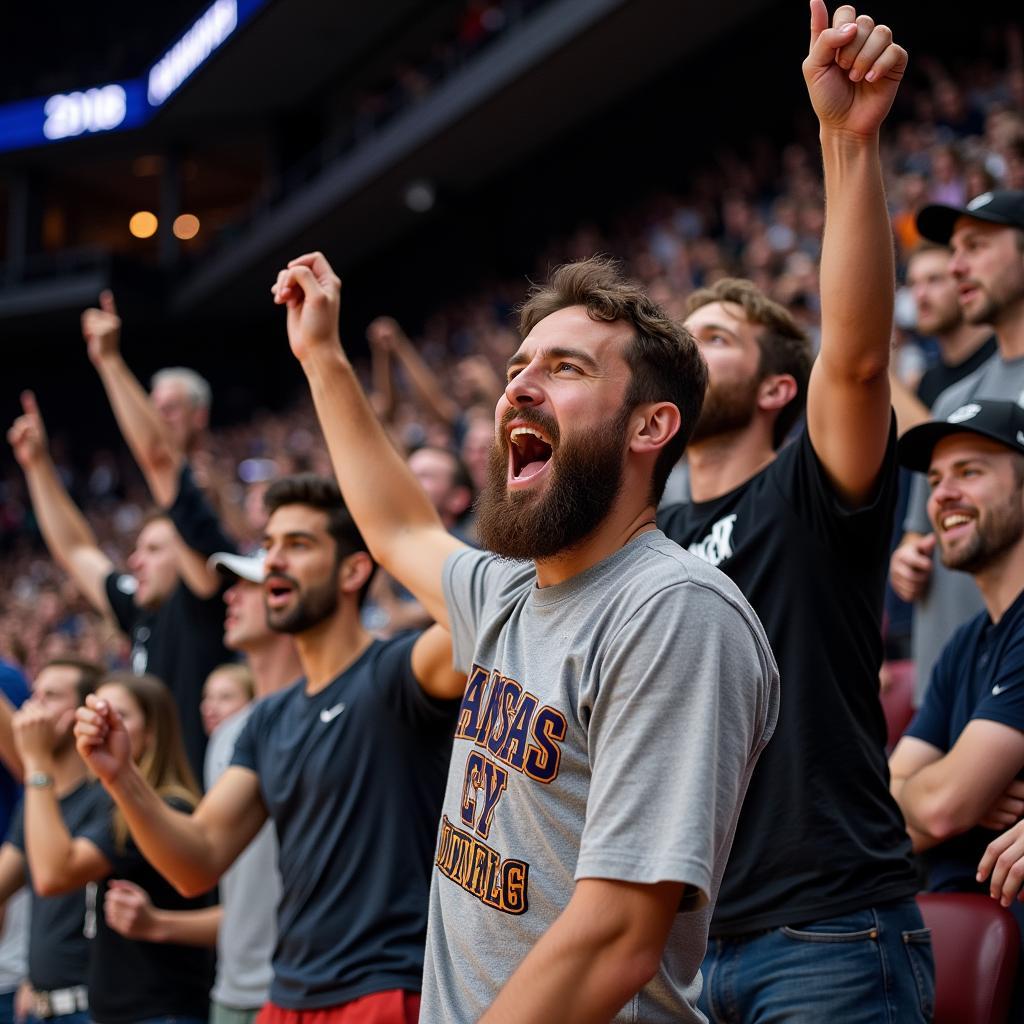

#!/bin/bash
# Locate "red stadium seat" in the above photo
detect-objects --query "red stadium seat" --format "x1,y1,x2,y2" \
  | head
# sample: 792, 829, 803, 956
917, 892, 1020, 1024
880, 659, 916, 752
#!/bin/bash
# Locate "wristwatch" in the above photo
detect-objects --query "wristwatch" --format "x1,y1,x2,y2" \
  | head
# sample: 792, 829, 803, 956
25, 771, 54, 789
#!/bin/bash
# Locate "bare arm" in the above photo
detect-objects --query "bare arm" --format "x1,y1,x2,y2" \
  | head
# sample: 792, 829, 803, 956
803, 1, 908, 505
480, 878, 683, 1023
0, 694, 22, 780
7, 392, 113, 616
83, 293, 184, 508
104, 879, 221, 947
891, 723, 1024, 852
375, 316, 461, 428
411, 624, 465, 700
274, 254, 464, 628
76, 695, 267, 897
367, 319, 397, 424
888, 371, 931, 436
0, 845, 27, 905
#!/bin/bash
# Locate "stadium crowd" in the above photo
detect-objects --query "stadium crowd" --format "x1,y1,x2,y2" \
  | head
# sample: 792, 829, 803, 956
1, 5, 1024, 1024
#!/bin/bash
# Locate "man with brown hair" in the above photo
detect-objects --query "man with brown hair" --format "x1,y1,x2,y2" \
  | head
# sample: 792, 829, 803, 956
657, 3, 930, 1020
269, 200, 778, 1024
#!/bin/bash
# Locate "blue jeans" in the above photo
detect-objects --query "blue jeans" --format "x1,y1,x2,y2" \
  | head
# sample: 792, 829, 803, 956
699, 899, 934, 1023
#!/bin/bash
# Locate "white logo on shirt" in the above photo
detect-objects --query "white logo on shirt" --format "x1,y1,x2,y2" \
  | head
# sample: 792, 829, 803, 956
992, 684, 1011, 696
319, 703, 346, 723
688, 513, 738, 567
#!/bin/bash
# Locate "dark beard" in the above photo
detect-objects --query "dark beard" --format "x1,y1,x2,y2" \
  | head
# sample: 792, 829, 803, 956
475, 404, 631, 561
266, 574, 340, 634
689, 374, 759, 443
940, 497, 1024, 574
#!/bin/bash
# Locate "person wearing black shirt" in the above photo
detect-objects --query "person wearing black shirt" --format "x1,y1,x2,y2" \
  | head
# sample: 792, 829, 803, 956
657, 7, 930, 1020
7, 394, 229, 783
76, 475, 464, 1024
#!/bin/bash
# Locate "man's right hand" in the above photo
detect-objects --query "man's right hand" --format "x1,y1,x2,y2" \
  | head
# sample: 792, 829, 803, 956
74, 694, 133, 786
272, 252, 343, 365
889, 532, 936, 602
81, 291, 122, 366
366, 316, 403, 352
7, 391, 49, 470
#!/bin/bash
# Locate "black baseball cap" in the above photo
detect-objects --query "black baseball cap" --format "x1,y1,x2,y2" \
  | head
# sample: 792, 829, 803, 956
916, 189, 1024, 246
898, 399, 1024, 473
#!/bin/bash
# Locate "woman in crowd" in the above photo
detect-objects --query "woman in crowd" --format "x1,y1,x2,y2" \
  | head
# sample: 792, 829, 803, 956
14, 672, 213, 1024
199, 663, 254, 738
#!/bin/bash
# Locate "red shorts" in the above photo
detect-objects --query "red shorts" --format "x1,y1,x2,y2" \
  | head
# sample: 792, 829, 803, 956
256, 992, 420, 1024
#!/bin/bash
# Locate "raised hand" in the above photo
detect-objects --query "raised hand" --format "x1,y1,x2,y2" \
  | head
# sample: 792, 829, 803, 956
11, 699, 64, 770
7, 391, 49, 469
366, 316, 403, 352
802, 0, 907, 138
81, 291, 122, 366
74, 694, 133, 786
271, 252, 343, 364
104, 879, 158, 940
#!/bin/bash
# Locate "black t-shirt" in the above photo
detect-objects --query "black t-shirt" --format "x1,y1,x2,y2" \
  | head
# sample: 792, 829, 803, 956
658, 426, 919, 934
8, 780, 110, 991
78, 795, 213, 1024
916, 335, 997, 409
231, 633, 459, 1010
907, 588, 1024, 896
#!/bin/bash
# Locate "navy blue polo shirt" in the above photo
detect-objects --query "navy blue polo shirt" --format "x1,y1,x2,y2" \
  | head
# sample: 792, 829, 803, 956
907, 586, 1024, 893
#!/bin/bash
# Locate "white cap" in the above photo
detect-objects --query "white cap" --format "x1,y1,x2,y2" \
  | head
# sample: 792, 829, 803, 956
207, 550, 265, 584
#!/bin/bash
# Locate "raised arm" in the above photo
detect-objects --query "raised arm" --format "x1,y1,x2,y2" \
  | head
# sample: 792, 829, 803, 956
7, 392, 113, 616
13, 701, 112, 896
274, 253, 464, 627
82, 293, 184, 508
803, 1, 907, 505
75, 695, 267, 897
371, 316, 461, 428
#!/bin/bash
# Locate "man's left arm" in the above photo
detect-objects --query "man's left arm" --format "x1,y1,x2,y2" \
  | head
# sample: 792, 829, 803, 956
483, 582, 776, 1022
892, 724, 1024, 852
803, 1, 908, 505
480, 878, 683, 1024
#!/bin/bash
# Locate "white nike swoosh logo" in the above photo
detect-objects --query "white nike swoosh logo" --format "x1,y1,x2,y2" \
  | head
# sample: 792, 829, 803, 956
319, 703, 346, 723
993, 685, 1010, 696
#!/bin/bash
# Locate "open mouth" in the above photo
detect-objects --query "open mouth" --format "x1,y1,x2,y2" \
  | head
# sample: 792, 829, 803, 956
265, 578, 296, 609
939, 509, 975, 538
509, 425, 554, 484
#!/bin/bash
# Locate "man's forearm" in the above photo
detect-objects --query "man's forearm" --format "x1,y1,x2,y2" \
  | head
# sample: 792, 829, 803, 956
819, 127, 893, 376
300, 346, 445, 564
146, 905, 221, 947
106, 763, 219, 897
94, 353, 181, 506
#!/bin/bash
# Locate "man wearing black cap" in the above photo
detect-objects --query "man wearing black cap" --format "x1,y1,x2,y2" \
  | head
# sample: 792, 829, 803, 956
891, 189, 1024, 703
890, 399, 1024, 942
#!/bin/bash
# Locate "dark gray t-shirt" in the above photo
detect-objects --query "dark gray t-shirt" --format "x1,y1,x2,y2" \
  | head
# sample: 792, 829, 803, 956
8, 780, 111, 991
230, 634, 458, 1010
422, 535, 779, 1023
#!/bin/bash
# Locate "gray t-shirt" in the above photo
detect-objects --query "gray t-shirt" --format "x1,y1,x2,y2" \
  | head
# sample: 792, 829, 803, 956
205, 703, 280, 1010
904, 353, 1024, 702
422, 533, 779, 1023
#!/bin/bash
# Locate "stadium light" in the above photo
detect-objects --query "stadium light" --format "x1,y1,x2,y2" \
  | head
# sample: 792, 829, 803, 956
173, 214, 201, 240
129, 211, 159, 239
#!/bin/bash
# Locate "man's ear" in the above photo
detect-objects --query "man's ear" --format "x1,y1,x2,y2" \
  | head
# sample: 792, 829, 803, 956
757, 374, 798, 414
629, 402, 682, 456
339, 551, 374, 596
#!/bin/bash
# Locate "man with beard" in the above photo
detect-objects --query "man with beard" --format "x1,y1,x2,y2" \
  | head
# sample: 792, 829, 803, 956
75, 473, 464, 1024
656, 5, 931, 1021
97, 550, 301, 1024
0, 659, 104, 1024
892, 190, 1024, 705
890, 400, 1024, 948
268, 130, 779, 1024
908, 244, 995, 410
